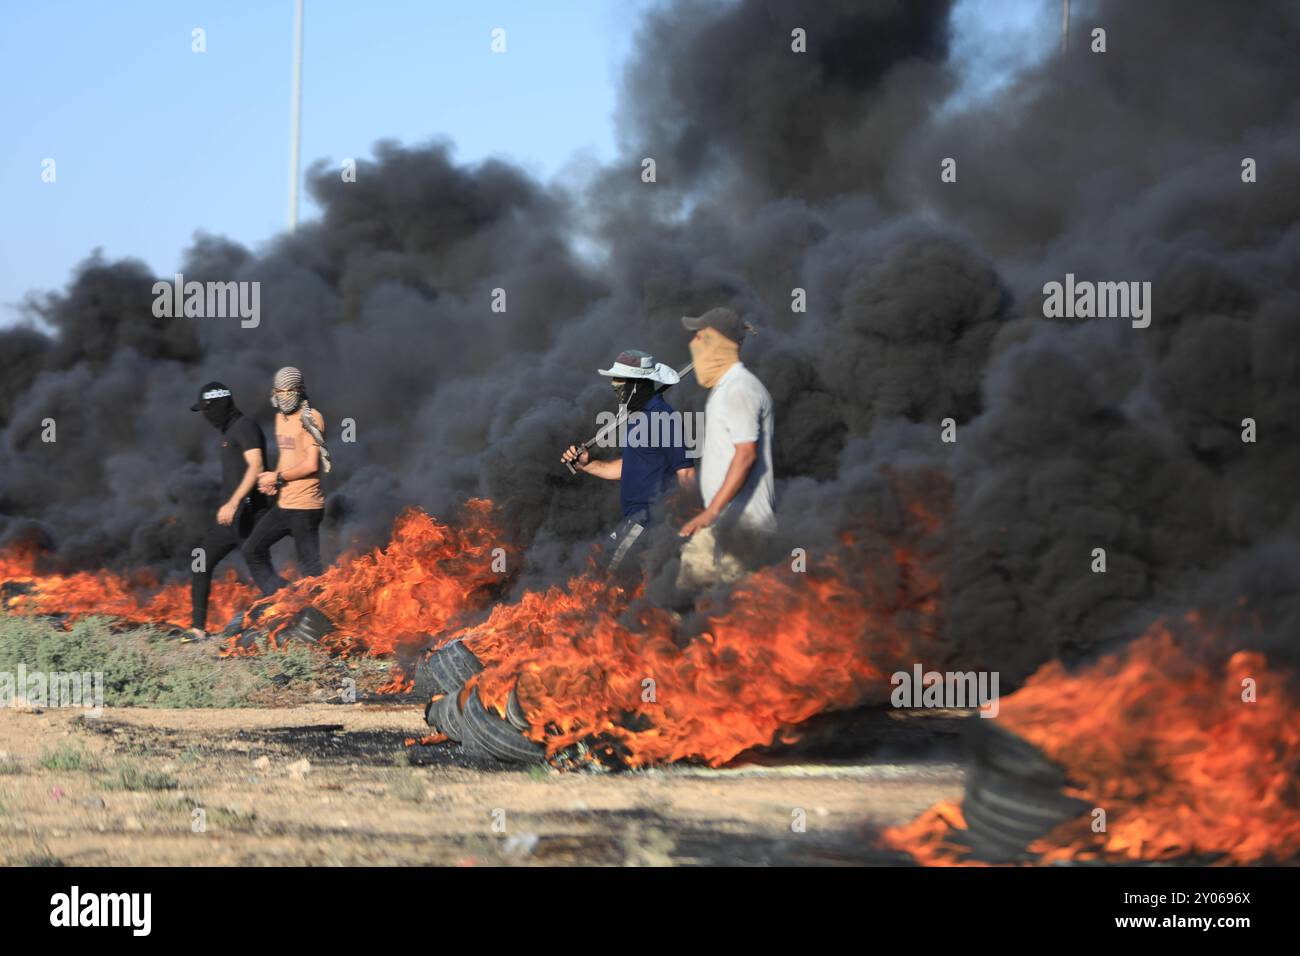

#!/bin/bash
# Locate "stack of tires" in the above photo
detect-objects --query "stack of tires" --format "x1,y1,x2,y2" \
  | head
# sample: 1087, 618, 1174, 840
415, 639, 544, 765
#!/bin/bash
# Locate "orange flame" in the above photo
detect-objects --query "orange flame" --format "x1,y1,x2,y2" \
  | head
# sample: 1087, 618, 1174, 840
0, 543, 257, 629
218, 500, 509, 663
2, 482, 955, 771
884, 620, 1300, 864
0, 501, 506, 674
458, 523, 945, 767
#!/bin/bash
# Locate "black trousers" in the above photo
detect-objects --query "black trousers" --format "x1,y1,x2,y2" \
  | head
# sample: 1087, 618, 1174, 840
242, 505, 325, 596
190, 501, 265, 629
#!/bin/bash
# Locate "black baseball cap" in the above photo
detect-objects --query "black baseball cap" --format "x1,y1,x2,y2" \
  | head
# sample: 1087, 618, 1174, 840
190, 381, 233, 411
681, 306, 753, 344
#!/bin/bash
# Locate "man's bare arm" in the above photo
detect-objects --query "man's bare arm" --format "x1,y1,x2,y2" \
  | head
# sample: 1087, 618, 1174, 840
561, 445, 622, 481
679, 442, 756, 536
229, 449, 263, 507
705, 442, 756, 517
219, 449, 264, 524
582, 458, 622, 480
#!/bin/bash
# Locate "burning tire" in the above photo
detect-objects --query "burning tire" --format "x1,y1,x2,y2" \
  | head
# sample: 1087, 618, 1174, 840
424, 691, 467, 743
421, 686, 494, 758
505, 686, 529, 733
1, 581, 35, 606
411, 639, 457, 698
280, 605, 335, 645
412, 650, 439, 698
957, 721, 1090, 863
461, 689, 545, 764
221, 609, 246, 639
413, 641, 535, 762
415, 638, 483, 697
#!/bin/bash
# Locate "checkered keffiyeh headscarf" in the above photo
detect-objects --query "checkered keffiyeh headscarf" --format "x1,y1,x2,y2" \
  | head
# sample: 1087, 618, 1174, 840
273, 366, 332, 474
273, 366, 303, 394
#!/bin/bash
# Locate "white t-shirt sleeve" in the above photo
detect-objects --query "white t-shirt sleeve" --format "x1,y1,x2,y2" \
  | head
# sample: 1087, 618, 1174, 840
719, 379, 762, 444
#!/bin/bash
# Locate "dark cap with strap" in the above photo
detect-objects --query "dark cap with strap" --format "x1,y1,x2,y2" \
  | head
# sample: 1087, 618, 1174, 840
190, 381, 232, 411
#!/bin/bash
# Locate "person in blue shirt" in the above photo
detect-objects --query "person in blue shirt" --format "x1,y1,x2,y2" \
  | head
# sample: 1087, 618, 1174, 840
562, 349, 696, 529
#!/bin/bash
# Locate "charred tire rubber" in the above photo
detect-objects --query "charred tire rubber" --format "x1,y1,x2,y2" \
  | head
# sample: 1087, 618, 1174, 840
505, 686, 530, 733
423, 688, 492, 758
411, 641, 443, 698
423, 691, 467, 744
281, 605, 335, 645
461, 689, 545, 764
221, 610, 246, 640
419, 639, 484, 697
958, 722, 1089, 862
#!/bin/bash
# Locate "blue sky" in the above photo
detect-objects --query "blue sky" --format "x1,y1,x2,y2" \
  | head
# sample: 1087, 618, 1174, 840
0, 0, 651, 325
0, 0, 1051, 327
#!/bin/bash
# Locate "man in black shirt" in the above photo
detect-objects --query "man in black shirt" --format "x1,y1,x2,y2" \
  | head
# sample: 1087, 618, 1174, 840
185, 382, 269, 642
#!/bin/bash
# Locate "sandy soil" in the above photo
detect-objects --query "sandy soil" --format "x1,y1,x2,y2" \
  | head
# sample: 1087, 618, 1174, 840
0, 702, 964, 866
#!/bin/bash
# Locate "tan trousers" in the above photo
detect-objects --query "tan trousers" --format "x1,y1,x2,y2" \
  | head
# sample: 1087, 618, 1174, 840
675, 526, 746, 591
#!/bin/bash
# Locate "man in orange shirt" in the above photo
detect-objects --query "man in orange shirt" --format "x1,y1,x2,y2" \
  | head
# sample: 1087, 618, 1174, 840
242, 366, 331, 595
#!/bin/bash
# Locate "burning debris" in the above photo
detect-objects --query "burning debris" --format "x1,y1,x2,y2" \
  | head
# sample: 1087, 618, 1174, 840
213, 502, 508, 658
946, 722, 1090, 864
278, 605, 335, 646
885, 621, 1300, 865
416, 639, 542, 764
0, 541, 256, 635
414, 637, 482, 701
221, 602, 334, 652
460, 689, 546, 764
0, 473, 948, 771
444, 484, 947, 769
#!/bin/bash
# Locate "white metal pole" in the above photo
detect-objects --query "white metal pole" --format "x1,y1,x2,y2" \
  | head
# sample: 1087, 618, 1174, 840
1060, 0, 1070, 117
288, 0, 304, 231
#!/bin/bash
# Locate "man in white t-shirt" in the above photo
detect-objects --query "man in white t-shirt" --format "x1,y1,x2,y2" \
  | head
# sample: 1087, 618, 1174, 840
676, 307, 776, 590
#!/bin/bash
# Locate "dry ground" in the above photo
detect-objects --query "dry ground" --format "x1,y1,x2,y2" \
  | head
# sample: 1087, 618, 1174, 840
0, 702, 964, 866
0, 615, 964, 865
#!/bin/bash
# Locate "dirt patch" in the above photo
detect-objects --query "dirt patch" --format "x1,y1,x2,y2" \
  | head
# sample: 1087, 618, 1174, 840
0, 703, 962, 865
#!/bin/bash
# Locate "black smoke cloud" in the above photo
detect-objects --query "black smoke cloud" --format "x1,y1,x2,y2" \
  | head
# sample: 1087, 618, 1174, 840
1, 0, 1297, 684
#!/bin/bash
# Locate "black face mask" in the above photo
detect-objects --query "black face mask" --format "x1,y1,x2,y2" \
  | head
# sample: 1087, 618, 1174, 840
201, 398, 238, 430
612, 380, 654, 413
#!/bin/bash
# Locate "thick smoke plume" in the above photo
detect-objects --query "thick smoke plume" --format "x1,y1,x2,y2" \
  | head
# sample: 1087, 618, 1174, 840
2, 0, 1297, 685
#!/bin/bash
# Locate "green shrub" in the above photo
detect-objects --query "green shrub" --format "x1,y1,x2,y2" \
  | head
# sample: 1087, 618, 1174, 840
267, 643, 318, 684
0, 616, 166, 705
0, 615, 301, 708
38, 743, 99, 772
105, 765, 179, 791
